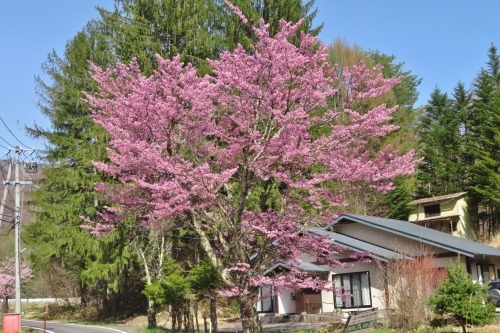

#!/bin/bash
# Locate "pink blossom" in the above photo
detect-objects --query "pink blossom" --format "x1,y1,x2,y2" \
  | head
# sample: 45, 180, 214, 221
85, 8, 418, 300
0, 258, 32, 298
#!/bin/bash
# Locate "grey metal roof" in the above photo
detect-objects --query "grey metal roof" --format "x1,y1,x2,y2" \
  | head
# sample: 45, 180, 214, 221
263, 260, 329, 276
327, 213, 500, 259
297, 261, 330, 272
306, 226, 411, 261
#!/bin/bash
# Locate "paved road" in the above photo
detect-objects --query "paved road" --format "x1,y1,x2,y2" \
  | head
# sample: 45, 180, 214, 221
22, 319, 140, 333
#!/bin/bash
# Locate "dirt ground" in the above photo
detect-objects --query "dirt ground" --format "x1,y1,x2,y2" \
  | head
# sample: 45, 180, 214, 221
121, 314, 500, 333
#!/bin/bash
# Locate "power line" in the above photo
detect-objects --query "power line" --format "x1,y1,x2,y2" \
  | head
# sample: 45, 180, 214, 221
0, 228, 12, 236
0, 209, 15, 215
0, 136, 14, 148
0, 116, 30, 148
0, 218, 14, 225
0, 151, 11, 160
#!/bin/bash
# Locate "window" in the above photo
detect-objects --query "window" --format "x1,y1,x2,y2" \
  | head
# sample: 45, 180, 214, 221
256, 285, 274, 313
333, 272, 371, 308
477, 264, 496, 284
424, 204, 441, 217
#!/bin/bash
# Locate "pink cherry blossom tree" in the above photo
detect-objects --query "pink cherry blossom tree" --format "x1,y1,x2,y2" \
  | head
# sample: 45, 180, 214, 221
86, 9, 417, 333
0, 258, 32, 315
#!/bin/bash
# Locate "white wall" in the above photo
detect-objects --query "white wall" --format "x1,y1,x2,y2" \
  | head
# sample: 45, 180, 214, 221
335, 223, 449, 256
276, 288, 296, 314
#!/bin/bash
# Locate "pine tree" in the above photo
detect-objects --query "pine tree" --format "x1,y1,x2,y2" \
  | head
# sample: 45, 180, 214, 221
417, 87, 465, 197
464, 45, 500, 236
24, 23, 142, 315
428, 262, 494, 333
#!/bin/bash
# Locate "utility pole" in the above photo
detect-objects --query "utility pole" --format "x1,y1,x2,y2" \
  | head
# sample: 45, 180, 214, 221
14, 147, 21, 332
1, 146, 35, 333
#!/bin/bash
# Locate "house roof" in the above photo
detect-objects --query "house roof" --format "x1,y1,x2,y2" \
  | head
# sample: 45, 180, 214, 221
306, 226, 412, 261
326, 213, 500, 259
263, 260, 329, 276
410, 192, 467, 205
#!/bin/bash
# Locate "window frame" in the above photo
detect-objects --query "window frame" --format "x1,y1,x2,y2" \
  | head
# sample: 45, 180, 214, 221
333, 271, 372, 309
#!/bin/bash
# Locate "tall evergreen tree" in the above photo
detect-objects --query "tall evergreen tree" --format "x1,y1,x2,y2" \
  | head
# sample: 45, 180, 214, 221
417, 87, 464, 197
24, 23, 145, 316
464, 45, 500, 235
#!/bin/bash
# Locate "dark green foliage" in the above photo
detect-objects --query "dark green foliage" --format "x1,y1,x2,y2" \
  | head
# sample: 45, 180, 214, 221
103, 0, 321, 75
24, 22, 136, 315
464, 45, 500, 234
381, 177, 415, 220
367, 51, 421, 111
417, 87, 465, 197
143, 258, 193, 332
189, 260, 222, 299
102, 0, 222, 74
428, 262, 494, 333
143, 258, 190, 307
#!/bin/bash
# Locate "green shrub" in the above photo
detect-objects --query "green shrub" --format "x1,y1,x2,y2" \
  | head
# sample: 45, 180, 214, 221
428, 261, 495, 333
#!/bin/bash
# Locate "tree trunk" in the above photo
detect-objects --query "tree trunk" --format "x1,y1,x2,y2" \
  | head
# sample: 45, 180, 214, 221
461, 323, 467, 333
147, 300, 157, 329
172, 308, 177, 333
240, 298, 262, 333
203, 316, 208, 333
210, 298, 218, 333
194, 301, 199, 333
80, 283, 88, 307
2, 296, 8, 314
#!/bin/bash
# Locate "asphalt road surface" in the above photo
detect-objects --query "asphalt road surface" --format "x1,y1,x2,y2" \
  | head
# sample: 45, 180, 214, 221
22, 319, 139, 333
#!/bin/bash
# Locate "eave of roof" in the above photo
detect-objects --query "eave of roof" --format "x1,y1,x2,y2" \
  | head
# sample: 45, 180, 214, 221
263, 260, 329, 276
410, 192, 467, 205
327, 213, 500, 258
413, 214, 459, 222
306, 226, 412, 261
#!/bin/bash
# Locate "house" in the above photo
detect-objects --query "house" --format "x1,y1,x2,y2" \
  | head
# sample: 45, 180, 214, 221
258, 213, 500, 316
408, 192, 473, 238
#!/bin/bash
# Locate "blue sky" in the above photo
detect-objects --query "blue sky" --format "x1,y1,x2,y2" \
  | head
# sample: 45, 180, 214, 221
0, 1, 498, 150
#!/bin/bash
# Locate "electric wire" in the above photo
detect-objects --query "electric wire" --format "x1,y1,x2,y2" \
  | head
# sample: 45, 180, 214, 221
0, 116, 30, 148
0, 136, 14, 148
0, 229, 12, 236
0, 151, 10, 160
